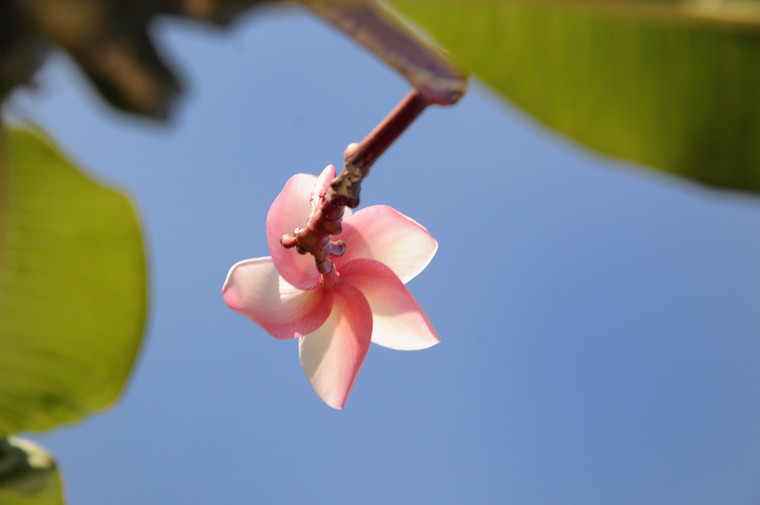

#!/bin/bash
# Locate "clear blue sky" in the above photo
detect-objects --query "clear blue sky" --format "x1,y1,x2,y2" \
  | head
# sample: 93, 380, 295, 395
6, 5, 760, 504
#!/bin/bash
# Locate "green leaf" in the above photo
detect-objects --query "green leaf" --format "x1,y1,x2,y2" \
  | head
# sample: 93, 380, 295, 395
0, 437, 64, 505
391, 0, 760, 192
0, 127, 147, 436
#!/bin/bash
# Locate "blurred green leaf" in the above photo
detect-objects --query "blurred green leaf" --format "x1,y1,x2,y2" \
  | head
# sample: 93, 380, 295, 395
0, 437, 64, 505
392, 0, 760, 192
0, 127, 147, 436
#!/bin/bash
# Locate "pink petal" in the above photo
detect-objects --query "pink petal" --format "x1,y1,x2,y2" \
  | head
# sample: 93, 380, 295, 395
310, 164, 336, 211
333, 205, 437, 284
340, 259, 439, 350
311, 164, 353, 219
299, 283, 372, 409
222, 257, 333, 339
266, 173, 321, 290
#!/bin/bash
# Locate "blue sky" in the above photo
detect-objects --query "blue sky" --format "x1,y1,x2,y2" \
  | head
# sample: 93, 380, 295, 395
6, 5, 760, 504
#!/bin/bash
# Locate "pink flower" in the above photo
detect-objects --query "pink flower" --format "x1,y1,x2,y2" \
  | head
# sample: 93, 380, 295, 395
222, 165, 439, 409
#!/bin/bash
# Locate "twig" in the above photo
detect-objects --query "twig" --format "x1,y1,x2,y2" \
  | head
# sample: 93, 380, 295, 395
328, 89, 428, 208
281, 1, 469, 276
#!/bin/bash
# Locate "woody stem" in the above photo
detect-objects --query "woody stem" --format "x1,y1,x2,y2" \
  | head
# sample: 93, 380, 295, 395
327, 89, 429, 209
281, 87, 459, 273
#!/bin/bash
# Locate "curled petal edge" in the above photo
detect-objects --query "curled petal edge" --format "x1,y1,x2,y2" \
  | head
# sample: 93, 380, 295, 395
266, 173, 321, 290
222, 257, 332, 339
335, 205, 437, 284
340, 259, 439, 351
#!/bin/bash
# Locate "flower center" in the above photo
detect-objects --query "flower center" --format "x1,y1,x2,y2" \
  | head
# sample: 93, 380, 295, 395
320, 266, 341, 290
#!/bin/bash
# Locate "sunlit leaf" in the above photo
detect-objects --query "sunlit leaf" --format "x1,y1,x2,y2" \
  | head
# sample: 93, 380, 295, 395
0, 437, 64, 505
0, 127, 147, 436
392, 0, 760, 193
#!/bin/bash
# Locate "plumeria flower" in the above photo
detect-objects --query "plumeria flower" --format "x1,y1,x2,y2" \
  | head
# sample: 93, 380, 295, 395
222, 165, 439, 409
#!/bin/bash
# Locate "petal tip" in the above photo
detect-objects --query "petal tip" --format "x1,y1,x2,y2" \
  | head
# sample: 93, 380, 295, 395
221, 284, 239, 311
221, 263, 244, 311
325, 397, 346, 410
421, 336, 441, 350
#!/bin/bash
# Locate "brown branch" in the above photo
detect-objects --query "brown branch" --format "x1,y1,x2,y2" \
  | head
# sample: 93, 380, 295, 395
280, 88, 436, 275
328, 89, 428, 209
301, 0, 468, 105
281, 0, 472, 274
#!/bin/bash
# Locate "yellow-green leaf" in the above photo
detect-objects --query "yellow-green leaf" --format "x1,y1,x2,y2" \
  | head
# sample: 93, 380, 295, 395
0, 437, 64, 505
392, 0, 760, 192
0, 127, 147, 435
